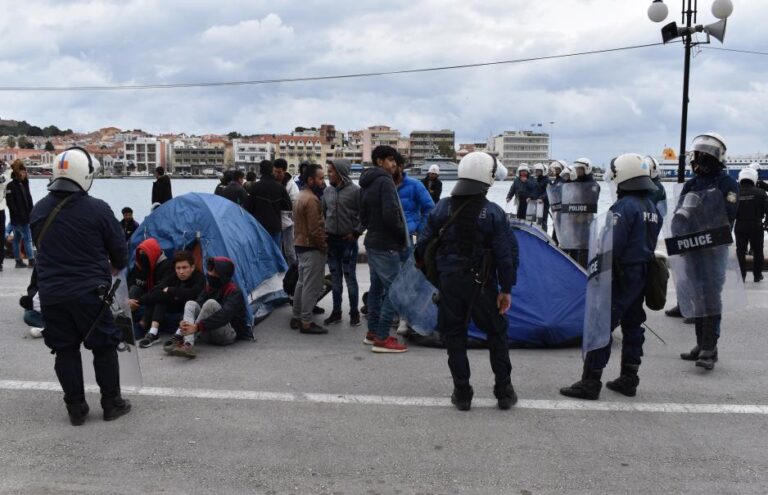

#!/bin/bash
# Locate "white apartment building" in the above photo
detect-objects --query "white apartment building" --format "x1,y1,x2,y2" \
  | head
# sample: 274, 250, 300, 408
233, 139, 276, 170
123, 136, 171, 173
490, 131, 550, 170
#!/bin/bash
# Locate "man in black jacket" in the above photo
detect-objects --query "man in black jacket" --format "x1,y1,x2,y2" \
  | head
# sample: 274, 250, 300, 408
167, 257, 247, 358
151, 167, 173, 205
30, 147, 131, 425
735, 167, 767, 282
245, 160, 292, 246
6, 161, 35, 268
120, 207, 140, 243
221, 169, 249, 208
136, 250, 205, 348
421, 164, 443, 204
359, 145, 409, 354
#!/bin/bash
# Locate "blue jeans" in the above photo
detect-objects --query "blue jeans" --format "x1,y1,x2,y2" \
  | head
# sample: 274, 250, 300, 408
367, 247, 410, 340
12, 224, 34, 261
24, 309, 45, 328
327, 236, 359, 314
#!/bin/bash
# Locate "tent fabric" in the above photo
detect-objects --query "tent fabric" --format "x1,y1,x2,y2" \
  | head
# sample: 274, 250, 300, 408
406, 219, 586, 348
468, 219, 586, 347
128, 193, 288, 327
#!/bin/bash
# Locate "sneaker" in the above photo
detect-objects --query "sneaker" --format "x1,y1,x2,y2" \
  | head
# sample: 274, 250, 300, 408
101, 397, 131, 421
289, 318, 300, 330
312, 306, 325, 315
300, 322, 329, 335
323, 312, 342, 326
363, 331, 376, 345
29, 327, 44, 338
349, 312, 361, 327
138, 332, 160, 348
15, 259, 26, 269
171, 342, 197, 359
371, 336, 408, 353
163, 334, 183, 354
396, 320, 410, 336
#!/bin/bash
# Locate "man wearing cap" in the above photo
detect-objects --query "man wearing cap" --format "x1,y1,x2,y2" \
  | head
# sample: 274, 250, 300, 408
421, 165, 442, 204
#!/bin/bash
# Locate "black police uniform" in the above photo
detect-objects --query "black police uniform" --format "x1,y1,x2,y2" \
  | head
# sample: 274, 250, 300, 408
30, 188, 130, 423
735, 180, 767, 281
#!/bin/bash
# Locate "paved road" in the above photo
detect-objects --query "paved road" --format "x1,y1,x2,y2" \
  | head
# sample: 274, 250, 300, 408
1, 267, 767, 494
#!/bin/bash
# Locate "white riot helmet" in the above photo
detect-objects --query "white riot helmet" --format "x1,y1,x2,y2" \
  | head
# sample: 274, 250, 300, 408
572, 157, 593, 175
611, 153, 657, 192
49, 147, 99, 192
428, 164, 440, 175
691, 132, 727, 163
738, 167, 758, 185
517, 163, 530, 176
452, 152, 498, 196
495, 162, 509, 182
533, 163, 546, 175
749, 162, 761, 171
549, 160, 564, 175
560, 166, 573, 181
644, 155, 661, 179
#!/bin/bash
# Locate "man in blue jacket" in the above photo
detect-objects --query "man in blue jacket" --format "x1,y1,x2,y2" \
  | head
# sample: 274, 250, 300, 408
30, 147, 131, 425
394, 154, 434, 241
416, 152, 519, 411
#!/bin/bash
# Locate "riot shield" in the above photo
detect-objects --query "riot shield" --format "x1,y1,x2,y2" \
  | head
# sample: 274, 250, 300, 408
83, 269, 143, 390
559, 181, 600, 250
388, 260, 438, 336
525, 200, 537, 223
582, 213, 613, 358
547, 182, 563, 240
535, 200, 546, 226
664, 187, 747, 318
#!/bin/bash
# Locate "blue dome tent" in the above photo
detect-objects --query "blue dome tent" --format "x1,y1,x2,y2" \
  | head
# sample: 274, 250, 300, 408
129, 193, 288, 333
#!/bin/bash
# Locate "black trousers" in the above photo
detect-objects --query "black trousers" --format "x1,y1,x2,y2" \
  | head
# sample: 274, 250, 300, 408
437, 271, 512, 389
0, 210, 5, 262
736, 226, 764, 278
42, 295, 122, 404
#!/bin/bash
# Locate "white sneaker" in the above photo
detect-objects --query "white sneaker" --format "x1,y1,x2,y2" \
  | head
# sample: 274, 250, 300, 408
396, 320, 410, 336
29, 327, 44, 338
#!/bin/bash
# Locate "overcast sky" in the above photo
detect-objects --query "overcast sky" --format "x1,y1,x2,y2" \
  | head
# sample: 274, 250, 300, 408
0, 0, 766, 166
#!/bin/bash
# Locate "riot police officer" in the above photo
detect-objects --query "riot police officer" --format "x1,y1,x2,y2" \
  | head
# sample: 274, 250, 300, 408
674, 133, 739, 371
547, 160, 568, 244
646, 156, 668, 219
559, 158, 601, 268
734, 167, 766, 282
30, 147, 132, 425
560, 154, 662, 400
416, 152, 520, 411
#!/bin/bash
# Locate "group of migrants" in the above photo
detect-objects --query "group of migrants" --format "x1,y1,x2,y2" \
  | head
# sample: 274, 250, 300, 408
9, 129, 768, 423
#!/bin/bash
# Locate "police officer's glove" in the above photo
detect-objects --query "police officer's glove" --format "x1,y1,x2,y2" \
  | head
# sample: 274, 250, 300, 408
19, 295, 33, 310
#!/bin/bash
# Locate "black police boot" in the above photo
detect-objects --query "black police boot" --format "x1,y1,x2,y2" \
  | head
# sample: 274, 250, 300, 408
696, 319, 718, 371
65, 400, 90, 426
494, 381, 518, 410
681, 324, 703, 361
101, 396, 132, 421
665, 305, 683, 318
560, 369, 602, 400
451, 385, 473, 411
606, 364, 640, 397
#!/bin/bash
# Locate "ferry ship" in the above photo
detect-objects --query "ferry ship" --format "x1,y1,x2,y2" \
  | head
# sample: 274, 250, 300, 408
657, 147, 768, 181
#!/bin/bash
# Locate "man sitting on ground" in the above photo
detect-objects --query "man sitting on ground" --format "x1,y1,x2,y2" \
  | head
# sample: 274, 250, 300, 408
136, 250, 205, 348
166, 257, 247, 358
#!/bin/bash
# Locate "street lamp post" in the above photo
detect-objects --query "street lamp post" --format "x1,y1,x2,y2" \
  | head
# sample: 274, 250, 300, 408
647, 0, 733, 183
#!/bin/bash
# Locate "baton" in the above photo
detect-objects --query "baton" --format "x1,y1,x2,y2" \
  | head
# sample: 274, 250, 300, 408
83, 279, 121, 344
642, 323, 667, 345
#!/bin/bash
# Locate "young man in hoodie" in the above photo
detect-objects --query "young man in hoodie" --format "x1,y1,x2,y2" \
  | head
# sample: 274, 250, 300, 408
291, 164, 329, 335
6, 161, 35, 268
151, 167, 173, 205
136, 250, 205, 348
359, 145, 409, 353
128, 238, 173, 316
273, 159, 299, 266
322, 159, 362, 327
168, 257, 247, 358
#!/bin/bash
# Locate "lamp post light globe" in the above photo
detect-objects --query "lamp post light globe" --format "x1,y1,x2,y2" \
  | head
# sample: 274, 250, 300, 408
711, 0, 734, 19
648, 0, 669, 23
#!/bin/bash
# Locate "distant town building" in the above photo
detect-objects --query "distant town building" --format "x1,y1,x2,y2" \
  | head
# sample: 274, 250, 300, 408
232, 138, 275, 170
489, 130, 550, 170
272, 135, 326, 175
409, 130, 455, 166
123, 136, 171, 173
173, 147, 226, 175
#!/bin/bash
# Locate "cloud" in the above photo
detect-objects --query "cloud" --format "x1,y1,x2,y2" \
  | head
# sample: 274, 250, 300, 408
0, 0, 765, 166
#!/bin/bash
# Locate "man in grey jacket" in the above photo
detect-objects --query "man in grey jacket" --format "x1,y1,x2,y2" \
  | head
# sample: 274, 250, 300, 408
322, 159, 363, 327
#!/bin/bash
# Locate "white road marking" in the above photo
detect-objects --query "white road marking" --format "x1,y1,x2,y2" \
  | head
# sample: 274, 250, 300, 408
1, 380, 767, 415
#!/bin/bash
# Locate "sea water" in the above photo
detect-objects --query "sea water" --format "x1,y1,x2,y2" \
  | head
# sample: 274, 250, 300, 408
27, 178, 677, 224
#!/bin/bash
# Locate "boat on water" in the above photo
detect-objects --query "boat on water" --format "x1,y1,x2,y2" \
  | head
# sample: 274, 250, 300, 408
406, 156, 460, 180
656, 147, 768, 181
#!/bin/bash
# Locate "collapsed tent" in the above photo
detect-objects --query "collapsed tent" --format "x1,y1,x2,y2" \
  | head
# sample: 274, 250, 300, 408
128, 193, 288, 333
405, 219, 586, 348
